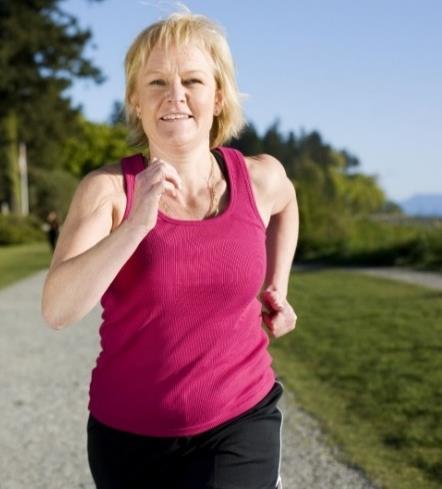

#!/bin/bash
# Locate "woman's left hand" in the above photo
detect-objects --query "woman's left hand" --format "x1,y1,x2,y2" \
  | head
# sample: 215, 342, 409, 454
259, 286, 297, 338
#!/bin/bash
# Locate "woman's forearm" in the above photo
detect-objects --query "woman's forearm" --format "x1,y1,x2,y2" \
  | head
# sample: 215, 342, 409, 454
261, 195, 299, 298
41, 220, 147, 330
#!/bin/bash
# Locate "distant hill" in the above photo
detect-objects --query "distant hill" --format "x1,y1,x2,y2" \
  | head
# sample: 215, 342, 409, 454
400, 194, 442, 217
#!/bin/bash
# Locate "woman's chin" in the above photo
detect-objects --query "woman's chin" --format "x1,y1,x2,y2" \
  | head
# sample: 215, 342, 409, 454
157, 129, 209, 147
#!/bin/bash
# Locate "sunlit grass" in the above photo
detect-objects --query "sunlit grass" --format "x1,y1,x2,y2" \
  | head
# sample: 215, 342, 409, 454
0, 242, 51, 289
269, 269, 442, 489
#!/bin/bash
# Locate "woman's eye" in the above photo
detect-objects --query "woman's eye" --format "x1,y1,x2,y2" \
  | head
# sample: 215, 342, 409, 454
149, 78, 201, 86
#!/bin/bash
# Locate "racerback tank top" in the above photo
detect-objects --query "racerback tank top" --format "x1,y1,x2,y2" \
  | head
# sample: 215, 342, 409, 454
88, 146, 277, 436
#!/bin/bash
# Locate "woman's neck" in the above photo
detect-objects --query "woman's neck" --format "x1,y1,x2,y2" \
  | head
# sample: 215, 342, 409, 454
147, 143, 221, 195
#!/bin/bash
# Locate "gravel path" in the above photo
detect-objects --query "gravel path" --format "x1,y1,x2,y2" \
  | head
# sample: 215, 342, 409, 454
293, 264, 442, 291
0, 269, 378, 489
343, 266, 442, 290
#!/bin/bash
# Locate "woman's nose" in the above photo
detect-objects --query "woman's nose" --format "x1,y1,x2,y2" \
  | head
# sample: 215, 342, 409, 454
167, 78, 186, 102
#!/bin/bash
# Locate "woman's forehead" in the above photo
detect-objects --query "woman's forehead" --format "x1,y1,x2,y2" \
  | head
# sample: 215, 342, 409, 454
143, 42, 215, 73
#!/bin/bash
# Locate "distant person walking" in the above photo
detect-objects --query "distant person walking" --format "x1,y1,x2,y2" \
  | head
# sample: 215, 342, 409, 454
45, 211, 60, 252
42, 9, 299, 489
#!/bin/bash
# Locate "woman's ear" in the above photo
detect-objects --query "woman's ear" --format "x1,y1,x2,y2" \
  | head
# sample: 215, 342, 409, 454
214, 90, 224, 116
129, 92, 141, 118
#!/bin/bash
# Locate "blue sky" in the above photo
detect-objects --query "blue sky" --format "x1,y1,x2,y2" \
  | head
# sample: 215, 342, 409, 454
64, 0, 442, 202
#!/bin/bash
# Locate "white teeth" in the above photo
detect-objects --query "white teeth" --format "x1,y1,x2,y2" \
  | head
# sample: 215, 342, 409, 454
162, 114, 191, 120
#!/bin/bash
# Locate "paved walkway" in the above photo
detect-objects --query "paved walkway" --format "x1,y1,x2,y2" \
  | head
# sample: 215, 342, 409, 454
0, 270, 378, 489
294, 264, 442, 291
344, 266, 442, 290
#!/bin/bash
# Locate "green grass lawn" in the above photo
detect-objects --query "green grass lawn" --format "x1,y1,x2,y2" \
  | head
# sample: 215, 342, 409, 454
269, 269, 442, 489
0, 242, 52, 289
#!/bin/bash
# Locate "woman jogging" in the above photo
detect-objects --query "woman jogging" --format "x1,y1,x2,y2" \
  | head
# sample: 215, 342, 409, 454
42, 9, 298, 489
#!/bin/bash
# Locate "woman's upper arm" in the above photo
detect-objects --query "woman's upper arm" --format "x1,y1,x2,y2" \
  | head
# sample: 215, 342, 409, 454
48, 170, 114, 272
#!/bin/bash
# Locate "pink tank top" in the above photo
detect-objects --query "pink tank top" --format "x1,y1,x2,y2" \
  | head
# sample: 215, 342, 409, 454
88, 146, 277, 436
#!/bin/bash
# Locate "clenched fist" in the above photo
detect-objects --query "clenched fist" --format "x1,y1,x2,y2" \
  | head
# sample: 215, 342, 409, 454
259, 285, 297, 339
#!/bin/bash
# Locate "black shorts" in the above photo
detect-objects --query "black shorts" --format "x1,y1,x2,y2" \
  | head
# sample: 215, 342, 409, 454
87, 379, 285, 489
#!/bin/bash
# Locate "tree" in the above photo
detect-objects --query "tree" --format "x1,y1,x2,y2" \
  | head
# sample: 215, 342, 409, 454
60, 115, 131, 178
230, 120, 389, 259
261, 118, 287, 163
108, 100, 125, 126
0, 0, 105, 214
230, 121, 263, 155
28, 114, 132, 220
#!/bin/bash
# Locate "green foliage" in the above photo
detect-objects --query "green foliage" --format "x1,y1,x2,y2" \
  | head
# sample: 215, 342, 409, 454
25, 115, 130, 221
108, 100, 125, 126
60, 116, 132, 177
329, 218, 442, 269
28, 166, 79, 222
0, 0, 105, 206
233, 120, 389, 261
230, 122, 263, 156
395, 227, 442, 269
0, 214, 45, 245
233, 120, 442, 270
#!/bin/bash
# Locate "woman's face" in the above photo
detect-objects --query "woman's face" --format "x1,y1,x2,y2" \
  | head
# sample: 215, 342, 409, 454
133, 41, 223, 151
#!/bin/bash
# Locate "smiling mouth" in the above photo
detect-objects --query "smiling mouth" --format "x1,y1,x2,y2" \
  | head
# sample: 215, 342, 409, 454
160, 118, 193, 122
160, 115, 194, 122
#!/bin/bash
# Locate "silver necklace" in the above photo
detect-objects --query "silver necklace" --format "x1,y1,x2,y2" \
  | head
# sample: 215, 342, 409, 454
150, 153, 221, 219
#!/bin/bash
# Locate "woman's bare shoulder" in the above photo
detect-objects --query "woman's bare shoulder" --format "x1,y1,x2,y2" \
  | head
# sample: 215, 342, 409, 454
94, 162, 127, 229
243, 153, 274, 201
244, 153, 295, 216
85, 162, 124, 198
241, 154, 273, 227
71, 162, 126, 233
97, 161, 123, 183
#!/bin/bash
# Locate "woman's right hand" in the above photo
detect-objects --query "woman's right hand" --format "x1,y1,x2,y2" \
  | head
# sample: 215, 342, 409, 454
126, 157, 183, 234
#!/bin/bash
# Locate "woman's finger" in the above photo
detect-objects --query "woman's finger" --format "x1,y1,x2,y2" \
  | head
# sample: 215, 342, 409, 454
263, 290, 284, 311
262, 304, 297, 338
149, 158, 183, 190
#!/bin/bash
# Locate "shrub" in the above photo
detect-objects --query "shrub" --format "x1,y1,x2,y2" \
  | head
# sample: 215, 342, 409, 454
0, 214, 46, 245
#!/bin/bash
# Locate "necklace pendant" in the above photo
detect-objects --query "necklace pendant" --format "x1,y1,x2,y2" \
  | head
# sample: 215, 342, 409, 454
156, 152, 221, 219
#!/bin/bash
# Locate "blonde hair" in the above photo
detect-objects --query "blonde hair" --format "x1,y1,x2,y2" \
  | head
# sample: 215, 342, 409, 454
124, 10, 248, 150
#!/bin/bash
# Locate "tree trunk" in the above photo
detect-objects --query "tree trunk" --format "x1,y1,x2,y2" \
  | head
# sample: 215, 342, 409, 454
0, 110, 20, 214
